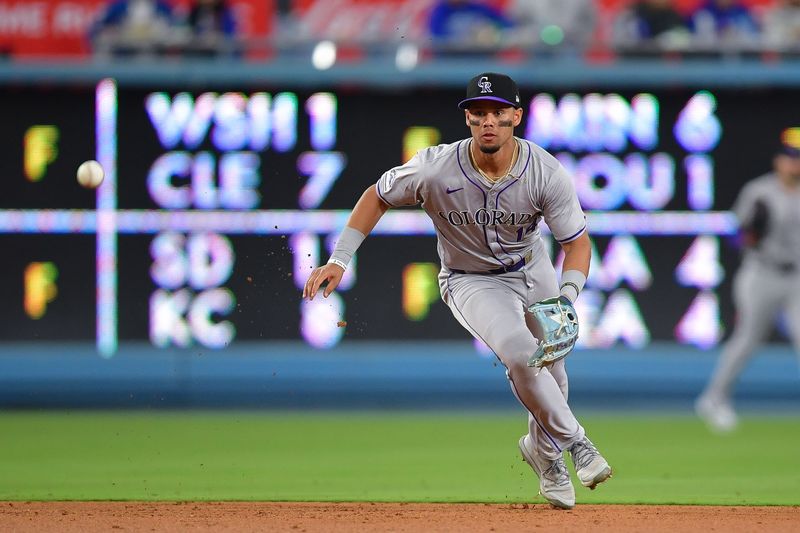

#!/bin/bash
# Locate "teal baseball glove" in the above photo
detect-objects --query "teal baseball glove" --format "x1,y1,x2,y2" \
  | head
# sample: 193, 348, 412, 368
526, 296, 579, 368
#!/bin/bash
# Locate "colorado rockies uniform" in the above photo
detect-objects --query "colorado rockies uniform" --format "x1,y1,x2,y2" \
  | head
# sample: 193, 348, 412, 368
307, 72, 611, 508
697, 167, 800, 431
376, 136, 588, 460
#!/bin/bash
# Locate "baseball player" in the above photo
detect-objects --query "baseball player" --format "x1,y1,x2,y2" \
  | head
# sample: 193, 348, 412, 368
696, 128, 800, 432
303, 72, 612, 509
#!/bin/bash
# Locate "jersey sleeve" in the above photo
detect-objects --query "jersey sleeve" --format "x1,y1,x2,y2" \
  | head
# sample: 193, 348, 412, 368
375, 153, 425, 207
539, 165, 587, 243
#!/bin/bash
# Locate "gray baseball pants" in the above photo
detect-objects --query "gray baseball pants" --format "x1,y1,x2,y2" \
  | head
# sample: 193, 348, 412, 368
440, 252, 585, 461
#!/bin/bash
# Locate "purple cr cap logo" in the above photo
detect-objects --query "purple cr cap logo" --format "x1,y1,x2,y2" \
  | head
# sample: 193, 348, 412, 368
478, 76, 492, 94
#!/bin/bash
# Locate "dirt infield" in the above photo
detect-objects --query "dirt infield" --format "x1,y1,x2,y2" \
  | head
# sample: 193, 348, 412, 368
2, 502, 799, 532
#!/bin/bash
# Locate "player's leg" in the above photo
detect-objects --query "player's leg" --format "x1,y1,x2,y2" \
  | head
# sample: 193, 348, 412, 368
522, 363, 569, 469
442, 271, 579, 507
697, 263, 780, 431
444, 272, 583, 450
526, 314, 569, 397
523, 255, 610, 490
523, 274, 570, 457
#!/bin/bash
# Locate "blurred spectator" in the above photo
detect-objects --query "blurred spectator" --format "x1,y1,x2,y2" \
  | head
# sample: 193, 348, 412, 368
762, 0, 800, 49
428, 0, 513, 50
688, 0, 760, 47
505, 0, 597, 51
183, 0, 239, 57
613, 0, 692, 50
273, 0, 297, 32
89, 0, 178, 57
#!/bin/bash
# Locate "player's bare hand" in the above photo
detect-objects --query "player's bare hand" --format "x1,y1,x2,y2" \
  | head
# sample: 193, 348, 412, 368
303, 263, 345, 300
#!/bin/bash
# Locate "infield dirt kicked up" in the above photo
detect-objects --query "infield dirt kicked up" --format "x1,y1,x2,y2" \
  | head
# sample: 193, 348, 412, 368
2, 502, 798, 532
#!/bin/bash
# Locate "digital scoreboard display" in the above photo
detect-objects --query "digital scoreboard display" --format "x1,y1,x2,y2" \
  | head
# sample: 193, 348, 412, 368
2, 81, 797, 356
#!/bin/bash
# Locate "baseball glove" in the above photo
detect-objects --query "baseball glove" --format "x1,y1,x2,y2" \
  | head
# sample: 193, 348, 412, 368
526, 296, 579, 368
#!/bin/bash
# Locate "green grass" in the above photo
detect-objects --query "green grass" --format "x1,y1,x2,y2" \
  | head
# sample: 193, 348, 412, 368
0, 411, 798, 504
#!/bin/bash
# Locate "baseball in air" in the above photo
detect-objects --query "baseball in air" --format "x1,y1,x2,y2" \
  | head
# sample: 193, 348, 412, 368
76, 160, 104, 188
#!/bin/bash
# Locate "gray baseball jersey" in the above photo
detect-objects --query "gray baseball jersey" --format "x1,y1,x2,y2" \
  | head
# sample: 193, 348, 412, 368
375, 137, 587, 273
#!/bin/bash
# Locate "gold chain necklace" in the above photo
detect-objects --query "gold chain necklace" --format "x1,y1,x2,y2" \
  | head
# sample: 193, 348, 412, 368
471, 140, 518, 182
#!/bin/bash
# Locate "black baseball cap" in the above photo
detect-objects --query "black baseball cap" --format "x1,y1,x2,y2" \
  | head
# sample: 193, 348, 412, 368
778, 127, 800, 157
458, 72, 521, 110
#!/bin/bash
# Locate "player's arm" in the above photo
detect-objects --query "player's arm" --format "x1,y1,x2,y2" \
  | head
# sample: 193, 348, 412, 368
739, 198, 769, 248
303, 186, 390, 300
538, 161, 591, 303
559, 231, 591, 303
345, 185, 391, 236
525, 231, 590, 369
737, 191, 769, 249
561, 231, 591, 277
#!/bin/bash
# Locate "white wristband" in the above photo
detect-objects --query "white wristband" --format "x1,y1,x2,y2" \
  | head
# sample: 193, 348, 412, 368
327, 258, 348, 270
559, 270, 586, 303
328, 226, 366, 270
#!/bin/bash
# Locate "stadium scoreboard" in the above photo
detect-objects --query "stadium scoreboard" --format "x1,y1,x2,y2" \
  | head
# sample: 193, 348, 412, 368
2, 80, 796, 356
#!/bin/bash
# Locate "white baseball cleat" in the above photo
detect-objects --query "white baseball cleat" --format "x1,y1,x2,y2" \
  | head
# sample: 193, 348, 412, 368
695, 394, 738, 433
569, 436, 613, 490
518, 435, 575, 509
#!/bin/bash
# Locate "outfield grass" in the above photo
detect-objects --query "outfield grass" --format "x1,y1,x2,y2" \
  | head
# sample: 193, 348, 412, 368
0, 411, 798, 505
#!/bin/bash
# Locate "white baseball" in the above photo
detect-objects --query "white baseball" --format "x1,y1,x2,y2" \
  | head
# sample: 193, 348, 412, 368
77, 160, 104, 188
